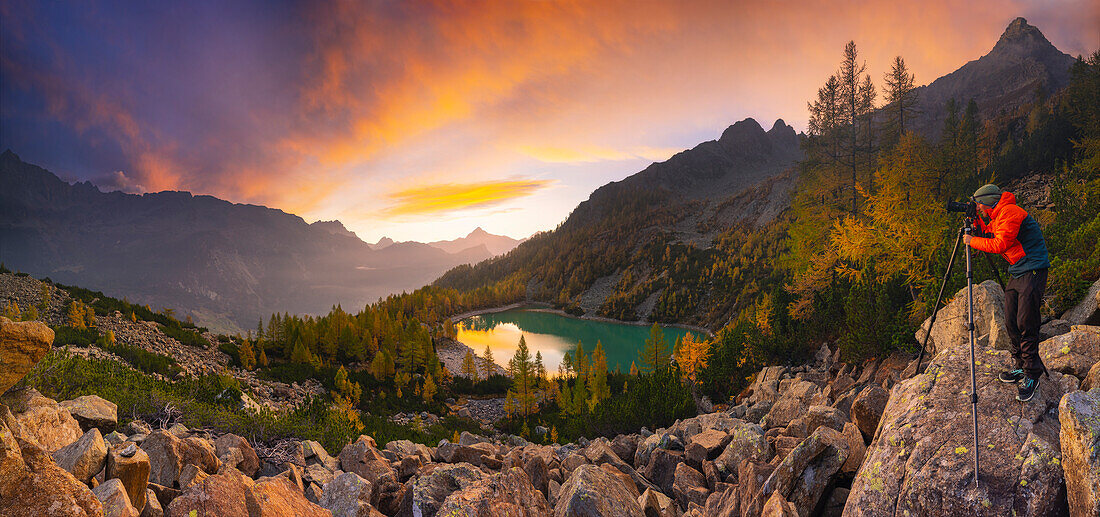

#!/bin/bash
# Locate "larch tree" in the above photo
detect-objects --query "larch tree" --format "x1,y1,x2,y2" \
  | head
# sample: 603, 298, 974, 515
462, 350, 480, 381
511, 336, 536, 421
68, 301, 85, 329
675, 333, 710, 386
883, 56, 917, 146
238, 340, 256, 370
587, 341, 610, 408
638, 324, 670, 374
482, 344, 496, 379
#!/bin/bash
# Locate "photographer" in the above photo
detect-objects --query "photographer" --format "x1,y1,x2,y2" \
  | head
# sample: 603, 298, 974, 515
962, 184, 1050, 402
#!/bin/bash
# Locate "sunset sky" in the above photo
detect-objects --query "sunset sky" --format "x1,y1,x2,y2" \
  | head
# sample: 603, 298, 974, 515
2, 1, 1097, 243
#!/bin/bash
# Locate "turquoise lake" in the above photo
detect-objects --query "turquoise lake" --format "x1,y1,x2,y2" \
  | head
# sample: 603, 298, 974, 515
456, 307, 705, 374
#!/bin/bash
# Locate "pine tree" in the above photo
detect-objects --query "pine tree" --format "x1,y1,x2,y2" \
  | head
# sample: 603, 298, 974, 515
2, 301, 19, 320
534, 351, 546, 381
481, 344, 495, 379
587, 340, 609, 408
462, 350, 480, 381
257, 345, 268, 367
511, 336, 536, 422
638, 324, 670, 374
629, 360, 639, 376
84, 305, 96, 327
674, 333, 710, 386
130, 311, 137, 323
290, 337, 312, 364
422, 373, 437, 402
239, 340, 256, 370
38, 284, 51, 314
883, 56, 916, 145
68, 301, 85, 329
24, 306, 38, 321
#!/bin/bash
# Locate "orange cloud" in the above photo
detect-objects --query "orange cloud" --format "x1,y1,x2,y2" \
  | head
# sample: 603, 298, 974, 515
517, 145, 682, 164
380, 178, 556, 218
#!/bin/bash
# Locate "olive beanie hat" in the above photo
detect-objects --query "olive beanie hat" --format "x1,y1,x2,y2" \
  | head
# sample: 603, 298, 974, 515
973, 184, 1002, 207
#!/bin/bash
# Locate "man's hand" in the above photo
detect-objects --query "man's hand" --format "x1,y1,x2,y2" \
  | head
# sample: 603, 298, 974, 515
963, 234, 972, 246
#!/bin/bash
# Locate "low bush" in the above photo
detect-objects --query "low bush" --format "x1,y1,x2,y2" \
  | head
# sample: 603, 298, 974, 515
101, 341, 182, 378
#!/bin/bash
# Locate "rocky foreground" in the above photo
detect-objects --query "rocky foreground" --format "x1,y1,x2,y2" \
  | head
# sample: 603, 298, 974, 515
2, 279, 1100, 516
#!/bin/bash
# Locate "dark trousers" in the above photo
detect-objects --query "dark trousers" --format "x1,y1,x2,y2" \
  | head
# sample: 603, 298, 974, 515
1005, 268, 1047, 378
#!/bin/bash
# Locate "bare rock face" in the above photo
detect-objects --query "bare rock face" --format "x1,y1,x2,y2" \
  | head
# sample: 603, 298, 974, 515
165, 468, 255, 517
94, 477, 141, 517
1083, 362, 1100, 392
1, 387, 82, 451
1040, 325, 1100, 379
107, 442, 151, 511
1059, 389, 1100, 517
0, 404, 103, 517
61, 394, 119, 433
1062, 277, 1100, 326
555, 463, 645, 517
916, 280, 1012, 355
850, 385, 889, 441
844, 342, 1069, 516
0, 316, 53, 394
319, 471, 383, 517
435, 466, 550, 516
52, 427, 107, 484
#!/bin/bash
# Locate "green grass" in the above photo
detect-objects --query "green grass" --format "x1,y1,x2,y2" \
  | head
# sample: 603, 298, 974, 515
16, 350, 482, 453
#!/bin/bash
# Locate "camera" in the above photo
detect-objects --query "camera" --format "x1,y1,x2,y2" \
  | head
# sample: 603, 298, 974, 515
946, 200, 977, 218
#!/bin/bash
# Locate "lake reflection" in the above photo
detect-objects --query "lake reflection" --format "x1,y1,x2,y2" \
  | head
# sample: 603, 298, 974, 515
456, 308, 703, 374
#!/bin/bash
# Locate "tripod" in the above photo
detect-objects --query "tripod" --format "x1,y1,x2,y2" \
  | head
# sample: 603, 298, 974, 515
914, 218, 1003, 487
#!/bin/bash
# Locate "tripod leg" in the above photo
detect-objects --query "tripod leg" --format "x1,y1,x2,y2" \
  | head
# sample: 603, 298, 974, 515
916, 227, 965, 374
965, 237, 980, 486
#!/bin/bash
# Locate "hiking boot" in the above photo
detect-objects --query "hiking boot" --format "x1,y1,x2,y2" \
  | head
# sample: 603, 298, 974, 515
998, 369, 1025, 383
1017, 376, 1039, 402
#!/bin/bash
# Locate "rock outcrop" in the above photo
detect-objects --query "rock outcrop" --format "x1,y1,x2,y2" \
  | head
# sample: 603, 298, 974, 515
0, 316, 53, 393
915, 280, 1011, 355
1059, 389, 1100, 517
847, 283, 1069, 516
1041, 325, 1100, 379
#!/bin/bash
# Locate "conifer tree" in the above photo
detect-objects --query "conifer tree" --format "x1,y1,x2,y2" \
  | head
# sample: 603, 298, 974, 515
511, 336, 536, 421
130, 311, 137, 323
587, 340, 609, 408
239, 340, 256, 370
84, 305, 96, 327
290, 337, 312, 364
629, 360, 639, 376
422, 373, 437, 402
883, 56, 916, 145
481, 344, 495, 379
2, 301, 19, 320
38, 284, 50, 314
638, 324, 669, 374
68, 301, 85, 329
257, 345, 268, 367
25, 306, 38, 321
674, 333, 710, 386
462, 350, 480, 381
534, 351, 546, 381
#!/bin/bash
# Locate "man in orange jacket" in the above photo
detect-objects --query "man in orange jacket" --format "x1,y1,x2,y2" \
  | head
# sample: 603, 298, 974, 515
963, 184, 1050, 402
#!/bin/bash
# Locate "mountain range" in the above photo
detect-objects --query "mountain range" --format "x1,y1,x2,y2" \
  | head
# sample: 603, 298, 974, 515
0, 155, 520, 333
0, 18, 1078, 332
435, 17, 1079, 324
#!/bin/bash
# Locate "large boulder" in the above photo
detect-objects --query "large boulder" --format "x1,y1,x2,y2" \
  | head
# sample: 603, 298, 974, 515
713, 420, 771, 481
52, 427, 107, 484
1, 388, 82, 451
1, 403, 103, 516
435, 466, 550, 516
320, 472, 384, 517
745, 426, 849, 517
61, 395, 119, 433
339, 435, 396, 496
1040, 325, 1100, 379
0, 316, 52, 394
250, 476, 332, 516
215, 433, 260, 477
685, 429, 732, 467
142, 430, 219, 488
762, 380, 819, 429
107, 442, 151, 511
94, 477, 141, 517
396, 462, 488, 517
1059, 389, 1100, 517
1062, 277, 1100, 326
555, 463, 645, 517
916, 280, 1012, 355
850, 385, 889, 441
845, 342, 1069, 516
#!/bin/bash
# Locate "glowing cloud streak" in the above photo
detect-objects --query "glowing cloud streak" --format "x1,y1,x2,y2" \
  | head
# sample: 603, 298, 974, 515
380, 178, 557, 218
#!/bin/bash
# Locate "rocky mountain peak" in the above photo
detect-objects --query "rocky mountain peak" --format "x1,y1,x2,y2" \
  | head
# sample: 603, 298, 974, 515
468, 227, 489, 237
991, 16, 1059, 57
719, 118, 765, 142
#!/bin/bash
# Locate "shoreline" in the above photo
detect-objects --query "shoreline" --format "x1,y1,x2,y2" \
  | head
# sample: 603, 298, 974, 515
448, 301, 715, 337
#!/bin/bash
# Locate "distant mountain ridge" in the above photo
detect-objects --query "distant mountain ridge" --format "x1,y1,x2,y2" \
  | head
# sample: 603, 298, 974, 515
434, 17, 1082, 326
0, 152, 500, 333
908, 17, 1076, 137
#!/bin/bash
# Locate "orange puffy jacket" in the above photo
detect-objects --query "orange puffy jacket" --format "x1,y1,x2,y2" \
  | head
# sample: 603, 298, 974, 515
970, 191, 1050, 276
